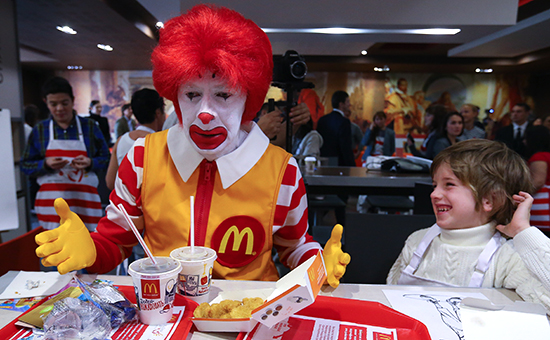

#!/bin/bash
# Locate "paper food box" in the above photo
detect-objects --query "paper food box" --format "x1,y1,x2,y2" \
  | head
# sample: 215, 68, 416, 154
193, 251, 327, 332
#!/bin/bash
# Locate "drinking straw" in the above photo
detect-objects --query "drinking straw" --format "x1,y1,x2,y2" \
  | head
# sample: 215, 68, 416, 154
117, 203, 157, 265
190, 196, 195, 253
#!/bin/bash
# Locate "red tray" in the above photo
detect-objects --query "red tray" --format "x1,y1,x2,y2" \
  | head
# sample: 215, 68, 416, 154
237, 295, 431, 340
0, 285, 198, 340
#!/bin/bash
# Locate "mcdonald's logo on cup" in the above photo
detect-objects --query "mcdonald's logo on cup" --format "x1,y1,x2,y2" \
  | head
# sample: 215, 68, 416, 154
211, 216, 266, 268
141, 279, 160, 299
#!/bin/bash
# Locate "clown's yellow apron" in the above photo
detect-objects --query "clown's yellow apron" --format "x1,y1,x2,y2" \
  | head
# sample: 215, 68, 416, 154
141, 130, 290, 281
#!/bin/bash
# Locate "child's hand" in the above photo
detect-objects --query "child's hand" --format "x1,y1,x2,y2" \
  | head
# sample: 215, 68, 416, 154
496, 191, 533, 238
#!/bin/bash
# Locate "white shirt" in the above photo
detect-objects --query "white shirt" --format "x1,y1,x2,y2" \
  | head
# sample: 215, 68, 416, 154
512, 121, 528, 138
333, 108, 346, 117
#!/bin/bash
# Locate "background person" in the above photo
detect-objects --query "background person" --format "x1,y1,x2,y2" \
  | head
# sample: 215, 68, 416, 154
255, 101, 311, 143
357, 110, 396, 214
494, 103, 533, 159
105, 89, 165, 191
432, 111, 464, 158
293, 119, 323, 159
317, 91, 355, 167
88, 100, 113, 147
458, 104, 486, 140
406, 104, 447, 160
21, 77, 110, 231
23, 104, 40, 143
360, 111, 395, 161
316, 90, 355, 225
255, 102, 283, 140
525, 125, 550, 235
114, 103, 137, 139
343, 105, 363, 162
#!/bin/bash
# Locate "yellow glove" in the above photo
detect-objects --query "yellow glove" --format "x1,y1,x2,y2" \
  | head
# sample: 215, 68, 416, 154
322, 224, 351, 288
35, 198, 97, 275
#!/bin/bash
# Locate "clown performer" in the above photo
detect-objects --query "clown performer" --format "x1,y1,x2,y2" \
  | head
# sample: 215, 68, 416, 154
35, 5, 350, 288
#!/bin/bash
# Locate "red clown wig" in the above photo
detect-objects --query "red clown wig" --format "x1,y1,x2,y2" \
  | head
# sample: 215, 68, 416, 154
151, 4, 273, 123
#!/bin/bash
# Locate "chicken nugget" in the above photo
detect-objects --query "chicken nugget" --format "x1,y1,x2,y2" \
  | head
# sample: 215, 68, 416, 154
209, 302, 226, 318
219, 299, 242, 313
193, 302, 212, 318
242, 297, 264, 310
229, 305, 252, 319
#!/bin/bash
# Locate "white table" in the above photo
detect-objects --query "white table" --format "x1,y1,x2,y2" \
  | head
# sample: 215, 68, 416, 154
0, 272, 524, 339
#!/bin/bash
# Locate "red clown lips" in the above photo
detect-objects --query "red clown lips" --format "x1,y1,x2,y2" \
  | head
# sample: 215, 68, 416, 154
189, 125, 228, 149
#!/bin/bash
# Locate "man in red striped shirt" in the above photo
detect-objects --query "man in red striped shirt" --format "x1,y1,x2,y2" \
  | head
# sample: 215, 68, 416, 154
35, 4, 349, 287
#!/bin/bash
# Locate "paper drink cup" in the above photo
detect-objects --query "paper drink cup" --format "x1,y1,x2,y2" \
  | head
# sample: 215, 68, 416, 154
304, 156, 316, 173
170, 246, 217, 303
128, 257, 181, 325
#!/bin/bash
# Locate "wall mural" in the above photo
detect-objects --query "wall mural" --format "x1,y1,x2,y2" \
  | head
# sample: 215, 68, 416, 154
57, 70, 174, 139
301, 72, 533, 137
58, 70, 533, 141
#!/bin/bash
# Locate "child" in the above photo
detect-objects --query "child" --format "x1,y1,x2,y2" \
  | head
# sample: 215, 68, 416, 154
387, 139, 550, 312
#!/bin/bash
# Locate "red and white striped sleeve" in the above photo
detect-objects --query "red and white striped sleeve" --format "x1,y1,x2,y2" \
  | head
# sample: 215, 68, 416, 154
89, 138, 147, 273
273, 157, 322, 269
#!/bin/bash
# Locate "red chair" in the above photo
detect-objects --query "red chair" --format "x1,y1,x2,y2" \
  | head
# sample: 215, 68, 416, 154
0, 227, 44, 276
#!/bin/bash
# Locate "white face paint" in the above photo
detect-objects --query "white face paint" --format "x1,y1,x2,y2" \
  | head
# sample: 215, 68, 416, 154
177, 72, 246, 160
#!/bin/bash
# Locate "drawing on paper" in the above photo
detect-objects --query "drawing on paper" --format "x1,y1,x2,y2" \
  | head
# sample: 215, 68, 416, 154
404, 294, 464, 340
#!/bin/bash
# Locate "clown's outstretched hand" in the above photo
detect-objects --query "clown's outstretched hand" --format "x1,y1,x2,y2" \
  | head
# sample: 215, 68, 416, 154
35, 198, 97, 275
322, 224, 351, 288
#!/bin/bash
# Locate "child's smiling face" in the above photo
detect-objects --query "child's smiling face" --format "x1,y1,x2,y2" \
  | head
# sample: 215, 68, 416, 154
431, 163, 492, 230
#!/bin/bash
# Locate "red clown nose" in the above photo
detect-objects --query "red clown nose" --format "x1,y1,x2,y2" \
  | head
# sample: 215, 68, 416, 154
198, 112, 215, 124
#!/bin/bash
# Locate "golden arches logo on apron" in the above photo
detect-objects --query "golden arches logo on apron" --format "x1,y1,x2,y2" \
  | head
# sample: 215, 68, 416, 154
210, 216, 265, 268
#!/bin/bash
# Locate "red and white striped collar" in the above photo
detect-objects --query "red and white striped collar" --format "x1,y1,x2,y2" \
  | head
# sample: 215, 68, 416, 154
166, 122, 269, 189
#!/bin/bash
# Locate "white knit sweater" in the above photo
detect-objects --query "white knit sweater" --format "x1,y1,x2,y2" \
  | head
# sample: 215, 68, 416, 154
387, 223, 550, 313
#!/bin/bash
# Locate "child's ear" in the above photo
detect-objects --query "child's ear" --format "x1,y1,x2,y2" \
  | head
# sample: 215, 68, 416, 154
481, 195, 493, 212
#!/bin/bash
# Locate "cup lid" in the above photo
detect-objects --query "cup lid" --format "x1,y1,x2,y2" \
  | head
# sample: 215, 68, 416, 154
170, 246, 217, 262
305, 156, 316, 161
129, 256, 181, 275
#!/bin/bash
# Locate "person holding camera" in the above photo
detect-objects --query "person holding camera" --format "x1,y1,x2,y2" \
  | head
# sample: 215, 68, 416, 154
255, 101, 311, 141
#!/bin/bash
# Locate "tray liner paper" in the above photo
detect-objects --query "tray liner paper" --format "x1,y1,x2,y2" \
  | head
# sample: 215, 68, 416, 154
237, 296, 431, 340
0, 285, 198, 340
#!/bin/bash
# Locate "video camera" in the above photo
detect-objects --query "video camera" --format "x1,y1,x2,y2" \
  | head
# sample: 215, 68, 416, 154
273, 50, 308, 85
270, 50, 314, 152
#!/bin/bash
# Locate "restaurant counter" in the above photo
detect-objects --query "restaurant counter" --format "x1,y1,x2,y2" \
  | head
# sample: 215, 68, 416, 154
0, 272, 524, 339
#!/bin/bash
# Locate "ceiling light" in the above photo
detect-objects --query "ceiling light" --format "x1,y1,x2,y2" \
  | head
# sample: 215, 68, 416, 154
475, 68, 493, 73
408, 28, 461, 35
97, 44, 113, 52
374, 65, 390, 72
66, 65, 83, 70
56, 25, 77, 35
361, 50, 368, 55
155, 21, 164, 29
262, 27, 460, 35
310, 27, 364, 34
